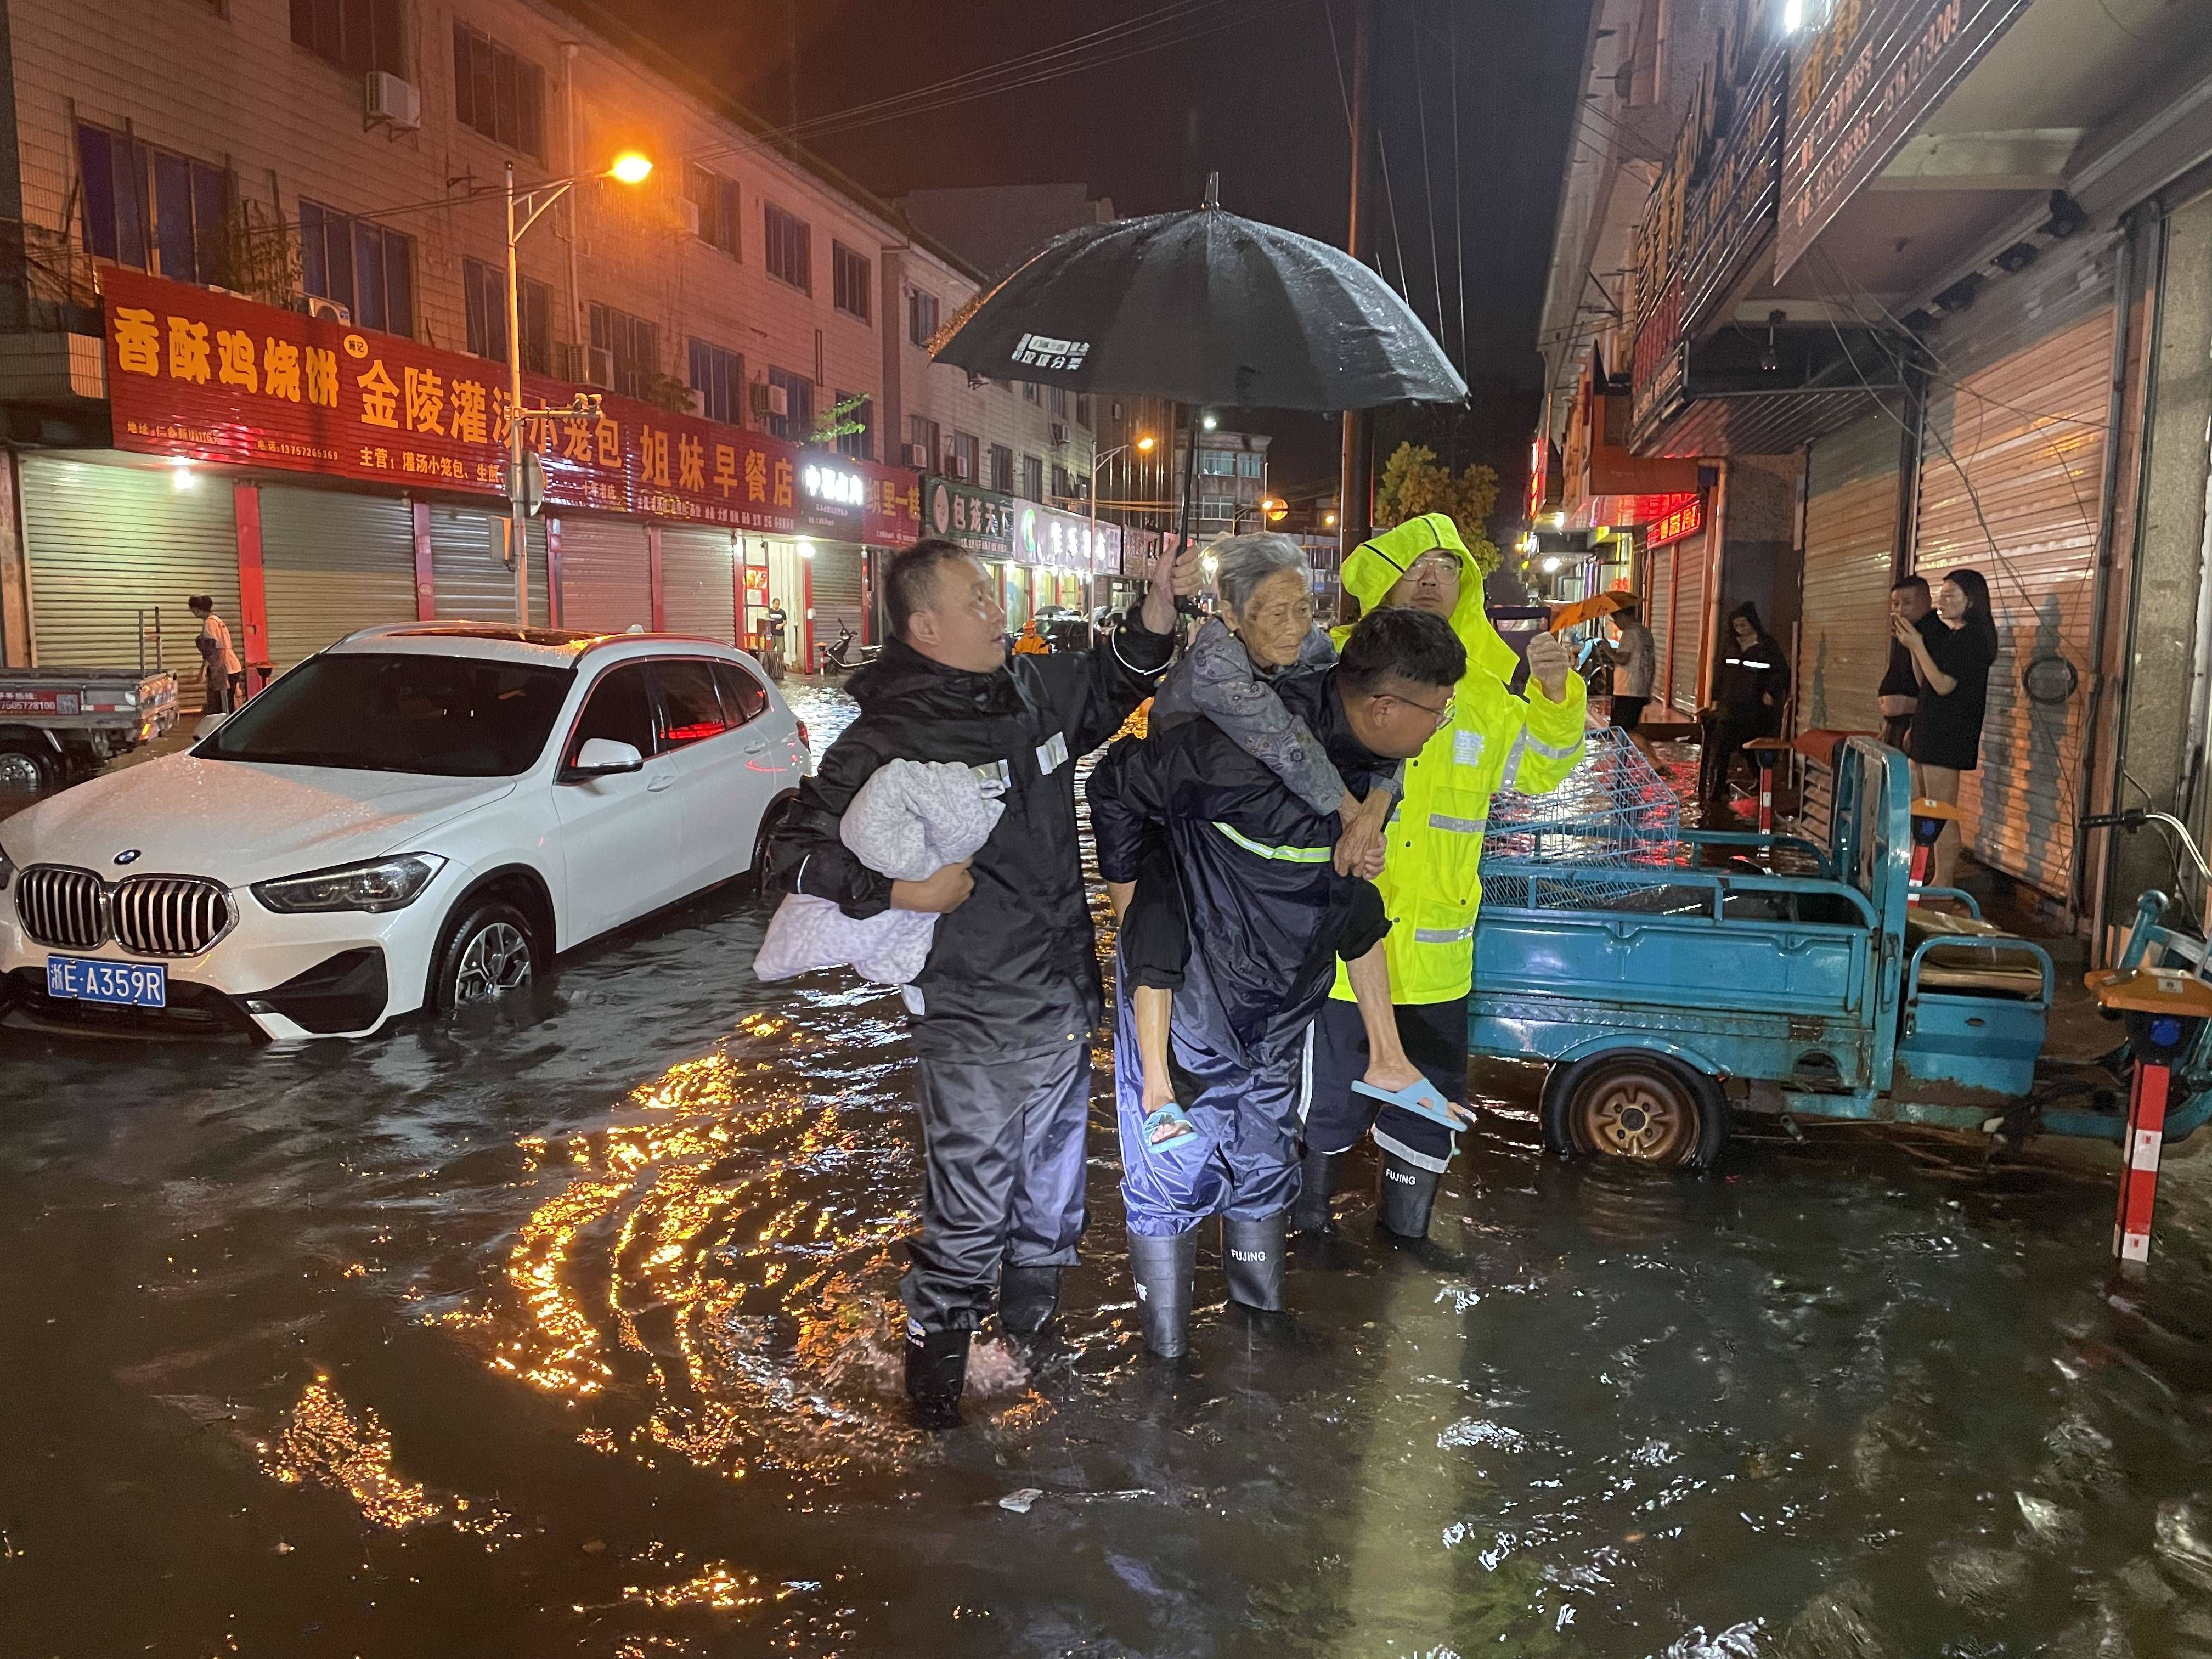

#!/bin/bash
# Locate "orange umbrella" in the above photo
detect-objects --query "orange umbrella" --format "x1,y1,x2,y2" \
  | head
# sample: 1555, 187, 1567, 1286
1548, 590, 1639, 633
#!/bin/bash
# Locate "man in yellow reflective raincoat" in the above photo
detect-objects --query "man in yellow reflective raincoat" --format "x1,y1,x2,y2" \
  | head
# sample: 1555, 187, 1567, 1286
1295, 512, 1587, 1243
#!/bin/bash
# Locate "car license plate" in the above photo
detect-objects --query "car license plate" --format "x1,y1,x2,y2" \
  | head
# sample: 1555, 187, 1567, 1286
46, 955, 167, 1008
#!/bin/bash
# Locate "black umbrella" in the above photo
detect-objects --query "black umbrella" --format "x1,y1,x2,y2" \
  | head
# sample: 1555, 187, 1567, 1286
933, 176, 1465, 411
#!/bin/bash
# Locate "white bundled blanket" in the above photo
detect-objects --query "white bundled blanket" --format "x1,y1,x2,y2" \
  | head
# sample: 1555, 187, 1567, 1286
752, 758, 1005, 1001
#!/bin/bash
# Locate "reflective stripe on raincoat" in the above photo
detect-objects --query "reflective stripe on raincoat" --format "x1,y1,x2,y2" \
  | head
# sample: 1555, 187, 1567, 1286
1329, 512, 1587, 1006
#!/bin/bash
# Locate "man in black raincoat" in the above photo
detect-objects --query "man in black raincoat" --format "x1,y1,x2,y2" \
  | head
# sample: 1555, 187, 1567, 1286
1087, 606, 1468, 1356
766, 537, 1197, 1427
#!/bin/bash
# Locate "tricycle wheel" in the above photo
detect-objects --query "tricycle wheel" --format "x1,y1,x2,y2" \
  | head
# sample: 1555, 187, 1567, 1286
1543, 1052, 1726, 1169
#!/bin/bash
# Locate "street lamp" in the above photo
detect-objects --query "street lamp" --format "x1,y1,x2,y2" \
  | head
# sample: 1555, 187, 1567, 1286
504, 150, 653, 622
1087, 433, 1155, 607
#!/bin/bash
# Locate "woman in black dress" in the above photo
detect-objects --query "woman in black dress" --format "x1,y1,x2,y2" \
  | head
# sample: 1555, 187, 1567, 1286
1891, 566, 1997, 889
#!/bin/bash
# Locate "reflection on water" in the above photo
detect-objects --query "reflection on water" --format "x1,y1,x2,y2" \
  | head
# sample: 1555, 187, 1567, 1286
4, 681, 2212, 1655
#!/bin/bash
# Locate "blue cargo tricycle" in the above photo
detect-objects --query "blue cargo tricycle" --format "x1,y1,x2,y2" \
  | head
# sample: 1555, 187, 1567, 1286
1469, 736, 2212, 1166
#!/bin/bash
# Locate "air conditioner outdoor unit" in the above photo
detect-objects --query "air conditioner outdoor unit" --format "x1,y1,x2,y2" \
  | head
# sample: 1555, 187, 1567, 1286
1050, 422, 1069, 447
365, 71, 421, 131
585, 346, 616, 388
304, 295, 352, 325
751, 380, 789, 419
553, 341, 586, 382
951, 455, 972, 479
904, 443, 929, 469
675, 196, 702, 238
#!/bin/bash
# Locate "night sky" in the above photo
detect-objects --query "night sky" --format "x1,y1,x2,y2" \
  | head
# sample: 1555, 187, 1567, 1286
594, 0, 1595, 496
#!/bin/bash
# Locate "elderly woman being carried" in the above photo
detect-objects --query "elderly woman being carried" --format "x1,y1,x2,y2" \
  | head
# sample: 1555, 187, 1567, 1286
1110, 532, 1446, 1149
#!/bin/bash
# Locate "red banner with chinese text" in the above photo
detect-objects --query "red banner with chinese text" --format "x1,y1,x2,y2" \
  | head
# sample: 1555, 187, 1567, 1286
101, 270, 919, 546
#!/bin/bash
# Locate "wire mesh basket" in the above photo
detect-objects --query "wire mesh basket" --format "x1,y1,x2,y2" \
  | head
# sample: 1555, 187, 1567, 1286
1479, 725, 1685, 911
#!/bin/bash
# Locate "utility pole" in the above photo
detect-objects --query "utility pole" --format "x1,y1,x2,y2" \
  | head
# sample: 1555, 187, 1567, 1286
1337, 0, 1374, 592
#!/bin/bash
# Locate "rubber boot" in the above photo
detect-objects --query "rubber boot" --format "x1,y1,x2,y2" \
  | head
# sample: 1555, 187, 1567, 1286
998, 1264, 1061, 1349
1288, 1144, 1339, 1235
1222, 1212, 1289, 1312
1127, 1228, 1198, 1358
1378, 1154, 1441, 1240
904, 1322, 969, 1430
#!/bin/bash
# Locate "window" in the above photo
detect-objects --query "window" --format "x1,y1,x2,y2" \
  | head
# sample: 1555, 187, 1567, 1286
909, 415, 940, 469
989, 444, 1014, 493
301, 199, 415, 335
832, 242, 871, 321
590, 302, 659, 400
684, 165, 740, 257
209, 654, 571, 777
1052, 464, 1073, 500
567, 665, 657, 764
952, 431, 979, 482
1235, 452, 1264, 478
1199, 494, 1238, 521
1050, 385, 1069, 418
1022, 381, 1040, 405
653, 661, 732, 748
689, 339, 744, 425
76, 127, 229, 285
764, 202, 810, 292
1075, 394, 1092, 429
452, 22, 545, 160
290, 0, 402, 76
712, 662, 770, 726
766, 367, 812, 441
1197, 449, 1237, 476
462, 258, 550, 374
834, 392, 873, 461
907, 287, 939, 347
1022, 453, 1044, 501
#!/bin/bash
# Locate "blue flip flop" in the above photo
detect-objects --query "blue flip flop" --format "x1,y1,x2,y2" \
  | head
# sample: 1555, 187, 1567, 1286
1352, 1076, 1467, 1132
1143, 1102, 1199, 1147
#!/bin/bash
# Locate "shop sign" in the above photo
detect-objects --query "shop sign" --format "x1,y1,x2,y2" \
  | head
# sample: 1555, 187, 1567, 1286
1680, 48, 1786, 331
741, 566, 770, 601
101, 269, 921, 544
1645, 493, 1705, 550
924, 474, 1118, 572
1775, 0, 2029, 278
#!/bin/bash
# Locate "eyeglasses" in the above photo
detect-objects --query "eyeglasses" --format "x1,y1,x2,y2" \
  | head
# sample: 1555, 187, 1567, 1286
1405, 552, 1459, 580
1383, 691, 1455, 729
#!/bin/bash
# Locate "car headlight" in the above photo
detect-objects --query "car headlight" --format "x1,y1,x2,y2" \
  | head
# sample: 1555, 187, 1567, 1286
252, 854, 447, 915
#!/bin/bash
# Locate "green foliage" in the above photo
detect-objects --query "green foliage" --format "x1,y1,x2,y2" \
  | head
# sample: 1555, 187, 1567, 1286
1373, 442, 1502, 575
810, 393, 871, 447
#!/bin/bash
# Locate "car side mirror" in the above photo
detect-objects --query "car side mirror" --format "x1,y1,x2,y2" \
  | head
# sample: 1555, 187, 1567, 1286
193, 713, 228, 738
571, 737, 645, 777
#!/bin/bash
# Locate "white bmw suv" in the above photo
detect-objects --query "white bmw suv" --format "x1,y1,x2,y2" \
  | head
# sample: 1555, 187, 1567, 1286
0, 623, 810, 1040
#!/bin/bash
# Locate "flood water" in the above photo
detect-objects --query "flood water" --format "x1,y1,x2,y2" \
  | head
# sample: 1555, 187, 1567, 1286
5, 684, 2212, 1657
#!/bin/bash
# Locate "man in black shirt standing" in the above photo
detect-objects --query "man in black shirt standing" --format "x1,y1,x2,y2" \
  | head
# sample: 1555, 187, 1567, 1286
766, 538, 1197, 1428
1878, 575, 1935, 750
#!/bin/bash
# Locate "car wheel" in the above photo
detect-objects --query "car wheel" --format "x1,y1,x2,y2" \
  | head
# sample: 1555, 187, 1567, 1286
0, 740, 53, 794
751, 798, 794, 890
1543, 1052, 1726, 1169
429, 898, 536, 1015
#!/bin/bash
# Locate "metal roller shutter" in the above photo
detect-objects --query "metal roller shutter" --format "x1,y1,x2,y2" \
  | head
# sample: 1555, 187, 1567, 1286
1645, 541, 1674, 703
20, 454, 238, 691
257, 487, 416, 670
659, 526, 738, 644
1797, 412, 1903, 735
1669, 531, 1706, 714
429, 505, 548, 628
809, 543, 864, 640
1911, 234, 2115, 900
557, 516, 652, 635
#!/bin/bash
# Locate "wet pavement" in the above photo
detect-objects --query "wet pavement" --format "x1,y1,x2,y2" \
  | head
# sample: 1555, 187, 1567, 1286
5, 685, 2212, 1657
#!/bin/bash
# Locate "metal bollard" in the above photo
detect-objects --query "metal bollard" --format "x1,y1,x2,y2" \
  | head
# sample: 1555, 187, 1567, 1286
2084, 967, 2212, 1275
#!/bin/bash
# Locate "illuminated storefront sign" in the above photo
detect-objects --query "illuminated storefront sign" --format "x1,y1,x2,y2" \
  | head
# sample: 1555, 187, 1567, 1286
1646, 493, 1706, 549
103, 269, 921, 543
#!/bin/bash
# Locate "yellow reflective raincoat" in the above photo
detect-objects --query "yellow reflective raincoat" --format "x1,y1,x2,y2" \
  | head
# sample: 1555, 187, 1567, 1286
1329, 513, 1587, 1006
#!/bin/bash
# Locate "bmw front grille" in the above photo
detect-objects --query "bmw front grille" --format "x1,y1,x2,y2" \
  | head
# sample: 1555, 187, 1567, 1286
15, 865, 234, 957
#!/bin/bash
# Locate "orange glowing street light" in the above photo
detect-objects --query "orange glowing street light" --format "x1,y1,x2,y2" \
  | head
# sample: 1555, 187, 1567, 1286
1262, 496, 1288, 522
1135, 433, 1157, 452
500, 148, 653, 620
